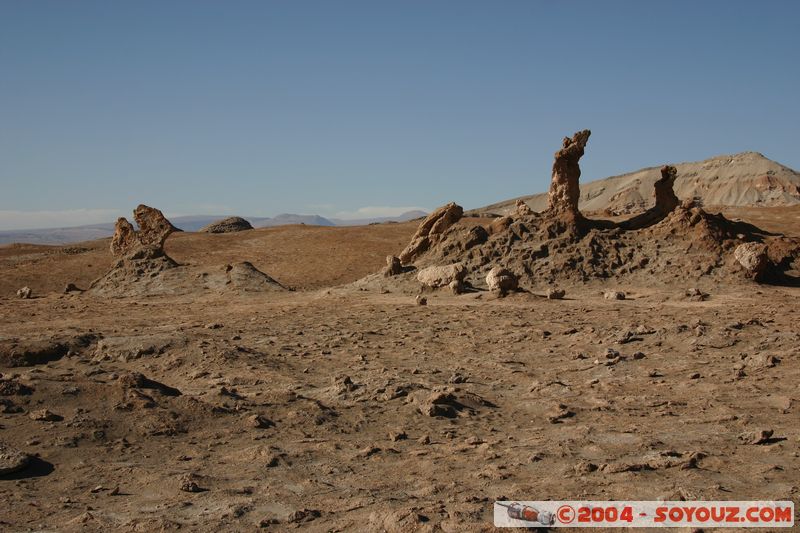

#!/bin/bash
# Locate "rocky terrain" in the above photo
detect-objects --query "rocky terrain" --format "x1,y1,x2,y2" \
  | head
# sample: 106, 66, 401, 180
1, 131, 799, 531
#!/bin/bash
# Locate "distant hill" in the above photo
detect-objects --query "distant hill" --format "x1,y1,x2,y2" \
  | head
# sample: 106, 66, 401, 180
330, 210, 427, 226
0, 211, 426, 245
470, 152, 800, 216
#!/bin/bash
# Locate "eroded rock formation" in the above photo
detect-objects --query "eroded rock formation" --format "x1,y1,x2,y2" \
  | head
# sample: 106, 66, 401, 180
110, 218, 137, 256
547, 129, 591, 215
133, 204, 178, 249
399, 202, 463, 264
110, 205, 178, 257
654, 165, 680, 213
621, 165, 681, 229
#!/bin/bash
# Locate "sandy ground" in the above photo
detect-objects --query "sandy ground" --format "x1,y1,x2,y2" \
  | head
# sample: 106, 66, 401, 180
1, 214, 799, 532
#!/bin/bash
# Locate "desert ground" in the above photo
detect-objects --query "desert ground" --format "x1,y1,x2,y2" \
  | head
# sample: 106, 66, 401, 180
2, 131, 800, 533
0, 208, 798, 532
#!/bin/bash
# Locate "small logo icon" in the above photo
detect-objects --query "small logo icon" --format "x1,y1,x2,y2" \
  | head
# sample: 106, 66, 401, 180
557, 504, 576, 524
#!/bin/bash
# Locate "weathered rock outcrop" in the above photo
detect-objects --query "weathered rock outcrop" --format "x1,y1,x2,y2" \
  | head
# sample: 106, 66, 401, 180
134, 204, 178, 248
92, 205, 181, 296
734, 242, 769, 280
417, 263, 466, 288
654, 165, 680, 213
371, 130, 800, 289
621, 165, 680, 229
547, 130, 591, 216
110, 218, 138, 256
201, 216, 253, 233
399, 203, 463, 264
110, 205, 178, 257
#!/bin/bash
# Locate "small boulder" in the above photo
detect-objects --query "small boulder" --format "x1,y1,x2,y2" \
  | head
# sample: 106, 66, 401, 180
486, 267, 518, 295
29, 409, 62, 422
64, 283, 82, 294
547, 288, 565, 300
448, 280, 463, 295
415, 295, 427, 306
684, 287, 708, 301
383, 255, 403, 277
16, 287, 32, 299
734, 242, 769, 280
604, 291, 625, 300
417, 263, 467, 288
0, 442, 30, 475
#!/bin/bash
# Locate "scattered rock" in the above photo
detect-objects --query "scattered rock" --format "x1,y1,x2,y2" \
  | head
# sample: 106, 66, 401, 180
548, 404, 575, 424
0, 339, 70, 367
247, 414, 274, 429
0, 378, 34, 396
0, 442, 30, 475
179, 475, 204, 493
546, 288, 565, 299
486, 267, 518, 295
383, 255, 403, 277
574, 460, 599, 475
64, 283, 82, 293
389, 430, 408, 441
684, 287, 708, 301
200, 216, 253, 233
740, 429, 777, 445
118, 372, 182, 396
448, 279, 463, 295
417, 263, 466, 288
16, 287, 32, 299
415, 295, 427, 306
286, 508, 321, 524
29, 409, 62, 422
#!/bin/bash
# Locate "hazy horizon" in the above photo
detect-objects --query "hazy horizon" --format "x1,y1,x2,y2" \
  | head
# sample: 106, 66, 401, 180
2, 0, 799, 231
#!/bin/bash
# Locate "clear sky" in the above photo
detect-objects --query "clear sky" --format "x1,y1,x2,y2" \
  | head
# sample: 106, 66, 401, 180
1, 0, 798, 230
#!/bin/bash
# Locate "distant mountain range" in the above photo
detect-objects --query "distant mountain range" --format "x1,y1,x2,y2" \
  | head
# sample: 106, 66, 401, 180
0, 210, 428, 245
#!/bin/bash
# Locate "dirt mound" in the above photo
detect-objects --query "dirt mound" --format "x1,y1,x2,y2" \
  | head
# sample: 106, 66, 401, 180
91, 259, 286, 297
89, 245, 180, 296
200, 216, 253, 233
378, 131, 800, 290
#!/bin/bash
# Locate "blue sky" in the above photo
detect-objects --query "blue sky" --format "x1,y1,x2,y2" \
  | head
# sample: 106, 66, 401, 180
1, 1, 798, 230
